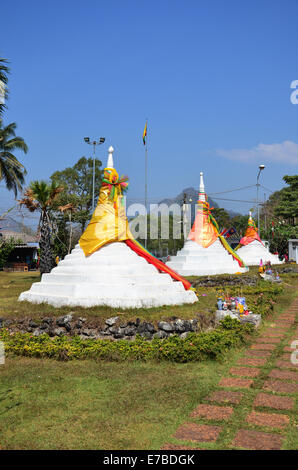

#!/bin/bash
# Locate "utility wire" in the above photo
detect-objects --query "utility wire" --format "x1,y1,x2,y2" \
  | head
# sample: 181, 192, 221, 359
260, 184, 275, 194
208, 184, 257, 195
211, 197, 261, 204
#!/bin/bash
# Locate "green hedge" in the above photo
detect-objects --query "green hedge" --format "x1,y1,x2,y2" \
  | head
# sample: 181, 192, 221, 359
0, 318, 255, 363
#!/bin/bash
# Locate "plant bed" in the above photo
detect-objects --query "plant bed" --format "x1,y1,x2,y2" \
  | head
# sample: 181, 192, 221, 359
0, 312, 216, 340
0, 317, 255, 363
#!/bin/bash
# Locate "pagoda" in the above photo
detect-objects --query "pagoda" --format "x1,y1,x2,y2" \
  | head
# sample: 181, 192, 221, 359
19, 147, 197, 308
235, 212, 283, 266
166, 173, 248, 276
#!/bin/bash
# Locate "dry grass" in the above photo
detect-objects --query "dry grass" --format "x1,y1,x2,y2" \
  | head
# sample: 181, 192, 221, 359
0, 266, 297, 325
0, 271, 216, 324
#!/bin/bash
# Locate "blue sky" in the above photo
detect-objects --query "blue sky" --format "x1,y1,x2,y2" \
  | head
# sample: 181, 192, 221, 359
1, 0, 298, 225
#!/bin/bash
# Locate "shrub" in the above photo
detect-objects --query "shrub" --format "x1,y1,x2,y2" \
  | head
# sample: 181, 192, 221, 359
0, 318, 255, 363
228, 283, 283, 318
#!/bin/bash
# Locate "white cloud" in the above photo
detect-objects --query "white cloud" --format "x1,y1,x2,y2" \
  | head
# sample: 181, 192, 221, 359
216, 140, 298, 165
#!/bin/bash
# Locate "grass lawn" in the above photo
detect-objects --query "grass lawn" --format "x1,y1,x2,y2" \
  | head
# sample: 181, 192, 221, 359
1, 266, 296, 325
0, 269, 297, 449
0, 271, 218, 325
0, 357, 226, 450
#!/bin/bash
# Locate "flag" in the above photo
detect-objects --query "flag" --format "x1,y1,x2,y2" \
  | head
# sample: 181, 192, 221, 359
142, 122, 147, 146
225, 227, 236, 238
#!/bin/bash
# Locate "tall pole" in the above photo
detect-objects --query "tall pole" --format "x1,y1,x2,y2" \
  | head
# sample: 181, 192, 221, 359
257, 171, 260, 230
182, 193, 187, 241
92, 142, 96, 212
256, 164, 265, 235
264, 193, 267, 231
145, 119, 148, 249
84, 137, 105, 214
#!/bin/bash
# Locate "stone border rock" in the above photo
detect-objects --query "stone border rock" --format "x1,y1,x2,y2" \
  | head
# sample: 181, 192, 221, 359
192, 275, 258, 288
0, 312, 216, 341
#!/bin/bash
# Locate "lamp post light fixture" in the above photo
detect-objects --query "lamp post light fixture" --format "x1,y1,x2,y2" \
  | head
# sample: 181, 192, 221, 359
256, 164, 265, 233
84, 136, 105, 212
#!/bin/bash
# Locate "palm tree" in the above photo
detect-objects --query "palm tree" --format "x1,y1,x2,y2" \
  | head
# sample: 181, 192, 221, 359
19, 181, 64, 274
58, 203, 77, 254
0, 119, 28, 196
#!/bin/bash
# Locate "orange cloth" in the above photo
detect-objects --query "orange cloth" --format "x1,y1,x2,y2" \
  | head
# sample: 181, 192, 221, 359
125, 239, 192, 290
239, 226, 262, 246
188, 209, 218, 248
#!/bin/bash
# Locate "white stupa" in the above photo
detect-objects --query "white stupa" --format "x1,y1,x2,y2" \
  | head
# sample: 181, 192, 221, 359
235, 212, 283, 266
166, 173, 248, 276
19, 147, 197, 308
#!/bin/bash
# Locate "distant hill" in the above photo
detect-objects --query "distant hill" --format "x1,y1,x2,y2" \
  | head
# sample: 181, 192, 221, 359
158, 187, 218, 225
159, 187, 218, 208
158, 187, 240, 224
0, 216, 36, 236
228, 209, 242, 219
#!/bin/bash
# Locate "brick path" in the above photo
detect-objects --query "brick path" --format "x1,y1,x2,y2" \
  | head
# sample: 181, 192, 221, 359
162, 297, 297, 450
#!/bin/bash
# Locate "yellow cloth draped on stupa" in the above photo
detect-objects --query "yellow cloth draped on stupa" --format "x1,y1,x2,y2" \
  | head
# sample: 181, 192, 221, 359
79, 168, 134, 256
188, 207, 219, 248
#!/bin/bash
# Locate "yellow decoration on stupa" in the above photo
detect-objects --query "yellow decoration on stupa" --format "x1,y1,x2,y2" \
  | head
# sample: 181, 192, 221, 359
79, 163, 134, 256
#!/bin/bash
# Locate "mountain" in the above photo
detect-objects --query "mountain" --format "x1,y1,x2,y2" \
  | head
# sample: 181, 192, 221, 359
0, 216, 36, 236
158, 187, 219, 224
158, 187, 241, 225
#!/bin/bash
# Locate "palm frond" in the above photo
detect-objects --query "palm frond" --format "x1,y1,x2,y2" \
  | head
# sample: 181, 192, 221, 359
4, 137, 28, 153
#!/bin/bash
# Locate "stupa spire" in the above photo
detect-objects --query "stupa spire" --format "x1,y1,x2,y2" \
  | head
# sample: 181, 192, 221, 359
107, 146, 114, 168
198, 172, 206, 202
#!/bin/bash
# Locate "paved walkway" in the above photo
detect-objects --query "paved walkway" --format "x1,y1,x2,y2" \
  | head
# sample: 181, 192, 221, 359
162, 297, 298, 450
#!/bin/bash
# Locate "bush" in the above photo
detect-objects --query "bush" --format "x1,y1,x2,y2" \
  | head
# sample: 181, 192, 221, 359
0, 318, 255, 363
0, 237, 22, 269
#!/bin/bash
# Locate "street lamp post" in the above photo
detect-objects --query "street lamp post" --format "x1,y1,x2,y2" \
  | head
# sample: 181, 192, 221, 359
84, 136, 105, 212
181, 194, 192, 242
256, 164, 265, 233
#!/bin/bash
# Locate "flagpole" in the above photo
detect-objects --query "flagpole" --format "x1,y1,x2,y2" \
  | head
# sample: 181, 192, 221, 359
145, 118, 148, 249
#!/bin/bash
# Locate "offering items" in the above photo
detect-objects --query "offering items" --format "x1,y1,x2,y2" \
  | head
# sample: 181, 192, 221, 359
215, 292, 261, 327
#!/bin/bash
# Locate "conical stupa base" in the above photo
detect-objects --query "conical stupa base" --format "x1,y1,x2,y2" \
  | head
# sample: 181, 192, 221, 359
236, 240, 284, 266
166, 239, 248, 276
19, 242, 197, 308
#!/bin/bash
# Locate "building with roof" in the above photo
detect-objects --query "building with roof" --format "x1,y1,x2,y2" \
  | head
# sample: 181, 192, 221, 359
0, 219, 39, 271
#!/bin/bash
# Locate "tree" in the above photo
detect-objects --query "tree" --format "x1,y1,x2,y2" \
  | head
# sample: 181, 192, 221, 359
58, 203, 77, 255
0, 57, 9, 116
51, 156, 103, 232
230, 214, 250, 237
211, 207, 231, 231
0, 119, 28, 196
0, 237, 21, 269
19, 181, 64, 274
136, 213, 184, 257
263, 223, 297, 257
274, 175, 298, 226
